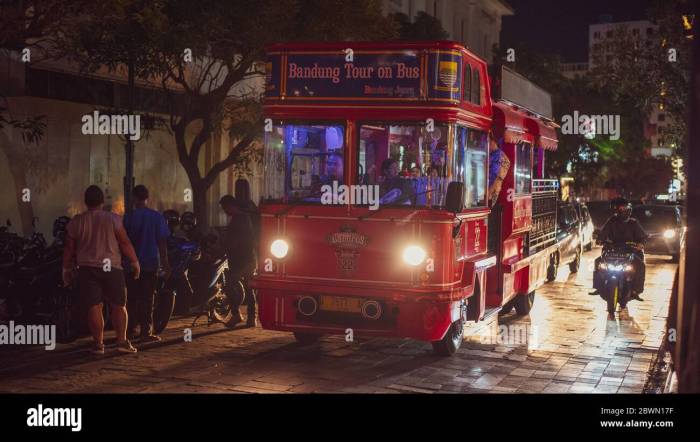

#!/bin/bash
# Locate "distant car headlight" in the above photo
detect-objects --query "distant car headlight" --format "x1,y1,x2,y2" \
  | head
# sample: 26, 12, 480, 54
402, 245, 427, 266
624, 264, 634, 272
599, 262, 608, 270
270, 239, 289, 259
663, 229, 676, 239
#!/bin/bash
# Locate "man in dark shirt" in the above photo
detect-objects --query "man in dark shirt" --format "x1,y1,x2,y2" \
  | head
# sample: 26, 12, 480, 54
591, 198, 648, 301
219, 195, 257, 326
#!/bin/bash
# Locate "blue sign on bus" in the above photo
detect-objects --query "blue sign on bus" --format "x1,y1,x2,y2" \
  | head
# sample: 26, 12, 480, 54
266, 50, 463, 103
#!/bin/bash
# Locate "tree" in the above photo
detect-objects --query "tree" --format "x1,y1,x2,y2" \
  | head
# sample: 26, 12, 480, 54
61, 0, 396, 228
493, 43, 669, 199
390, 11, 449, 40
0, 0, 86, 234
589, 0, 692, 158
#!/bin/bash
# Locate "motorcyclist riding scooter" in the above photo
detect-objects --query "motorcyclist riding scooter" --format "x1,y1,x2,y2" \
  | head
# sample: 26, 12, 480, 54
590, 198, 648, 319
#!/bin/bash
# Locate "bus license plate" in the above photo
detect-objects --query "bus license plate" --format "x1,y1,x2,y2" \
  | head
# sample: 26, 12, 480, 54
319, 296, 363, 313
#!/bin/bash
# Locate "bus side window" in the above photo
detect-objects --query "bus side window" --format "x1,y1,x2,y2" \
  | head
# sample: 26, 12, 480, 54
463, 64, 472, 103
456, 126, 488, 208
471, 68, 481, 105
514, 142, 532, 194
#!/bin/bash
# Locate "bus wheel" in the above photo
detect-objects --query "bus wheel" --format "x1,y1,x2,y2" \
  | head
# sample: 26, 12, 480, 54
514, 291, 536, 315
432, 320, 464, 356
546, 254, 559, 282
569, 247, 581, 273
294, 332, 321, 345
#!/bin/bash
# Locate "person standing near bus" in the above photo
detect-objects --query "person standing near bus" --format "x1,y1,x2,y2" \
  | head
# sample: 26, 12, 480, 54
62, 185, 140, 355
123, 185, 171, 342
487, 130, 511, 251
487, 130, 511, 206
235, 179, 260, 326
219, 195, 257, 327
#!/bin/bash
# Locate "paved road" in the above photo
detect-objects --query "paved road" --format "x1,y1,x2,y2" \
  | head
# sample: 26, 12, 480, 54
0, 248, 676, 393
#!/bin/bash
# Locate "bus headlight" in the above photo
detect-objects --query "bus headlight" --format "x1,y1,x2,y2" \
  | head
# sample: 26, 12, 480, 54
270, 239, 289, 259
663, 229, 676, 239
402, 245, 427, 266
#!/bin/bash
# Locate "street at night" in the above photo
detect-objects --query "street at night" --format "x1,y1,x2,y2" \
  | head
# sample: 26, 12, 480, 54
0, 249, 676, 394
2, 0, 700, 435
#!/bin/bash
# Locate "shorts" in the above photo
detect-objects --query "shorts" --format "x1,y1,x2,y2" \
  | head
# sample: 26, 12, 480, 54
77, 266, 127, 307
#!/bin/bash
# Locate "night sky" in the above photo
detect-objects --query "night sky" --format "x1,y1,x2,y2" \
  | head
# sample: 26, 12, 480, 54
500, 0, 655, 62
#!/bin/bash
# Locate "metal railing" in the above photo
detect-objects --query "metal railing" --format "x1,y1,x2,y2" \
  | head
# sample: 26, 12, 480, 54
529, 179, 559, 254
532, 179, 559, 193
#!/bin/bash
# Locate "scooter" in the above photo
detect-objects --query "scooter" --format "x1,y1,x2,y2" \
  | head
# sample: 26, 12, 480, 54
596, 241, 643, 319
160, 210, 243, 328
150, 235, 200, 334
187, 232, 244, 328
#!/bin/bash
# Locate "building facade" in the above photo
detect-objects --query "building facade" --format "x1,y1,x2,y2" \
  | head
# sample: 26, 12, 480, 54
382, 0, 513, 63
0, 51, 263, 237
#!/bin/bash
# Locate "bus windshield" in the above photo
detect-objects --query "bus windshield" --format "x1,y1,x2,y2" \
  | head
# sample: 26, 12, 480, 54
262, 121, 488, 210
263, 123, 345, 203
358, 123, 488, 208
358, 123, 449, 207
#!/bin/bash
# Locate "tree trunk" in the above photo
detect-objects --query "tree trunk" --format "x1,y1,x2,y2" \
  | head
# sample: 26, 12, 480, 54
191, 180, 209, 231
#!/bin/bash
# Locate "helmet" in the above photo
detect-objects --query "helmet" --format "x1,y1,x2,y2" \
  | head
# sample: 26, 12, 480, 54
163, 209, 180, 230
610, 197, 632, 219
180, 211, 197, 232
53, 216, 71, 240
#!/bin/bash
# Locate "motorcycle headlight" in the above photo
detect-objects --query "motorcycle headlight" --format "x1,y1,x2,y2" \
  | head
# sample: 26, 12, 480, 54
663, 229, 676, 239
270, 239, 289, 259
402, 245, 427, 266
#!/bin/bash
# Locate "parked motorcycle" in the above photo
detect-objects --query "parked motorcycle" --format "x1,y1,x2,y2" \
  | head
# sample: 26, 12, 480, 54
159, 210, 244, 329
149, 234, 200, 334
0, 216, 82, 343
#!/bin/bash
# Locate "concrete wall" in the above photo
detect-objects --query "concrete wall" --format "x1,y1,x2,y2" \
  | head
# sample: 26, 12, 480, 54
0, 96, 262, 238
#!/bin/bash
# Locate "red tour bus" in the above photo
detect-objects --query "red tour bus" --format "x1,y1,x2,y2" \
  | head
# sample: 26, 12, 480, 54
251, 41, 560, 355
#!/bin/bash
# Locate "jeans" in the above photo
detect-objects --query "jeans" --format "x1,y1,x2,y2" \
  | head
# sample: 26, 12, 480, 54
225, 263, 256, 319
126, 271, 158, 336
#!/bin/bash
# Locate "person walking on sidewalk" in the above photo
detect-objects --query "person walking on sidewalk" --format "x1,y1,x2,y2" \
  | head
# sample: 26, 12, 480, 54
123, 185, 171, 342
62, 185, 140, 354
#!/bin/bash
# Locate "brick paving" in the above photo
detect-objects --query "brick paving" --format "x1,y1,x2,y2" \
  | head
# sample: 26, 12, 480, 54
0, 249, 675, 394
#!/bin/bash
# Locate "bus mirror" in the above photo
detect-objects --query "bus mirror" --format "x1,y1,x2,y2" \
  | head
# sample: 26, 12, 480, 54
445, 182, 464, 214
